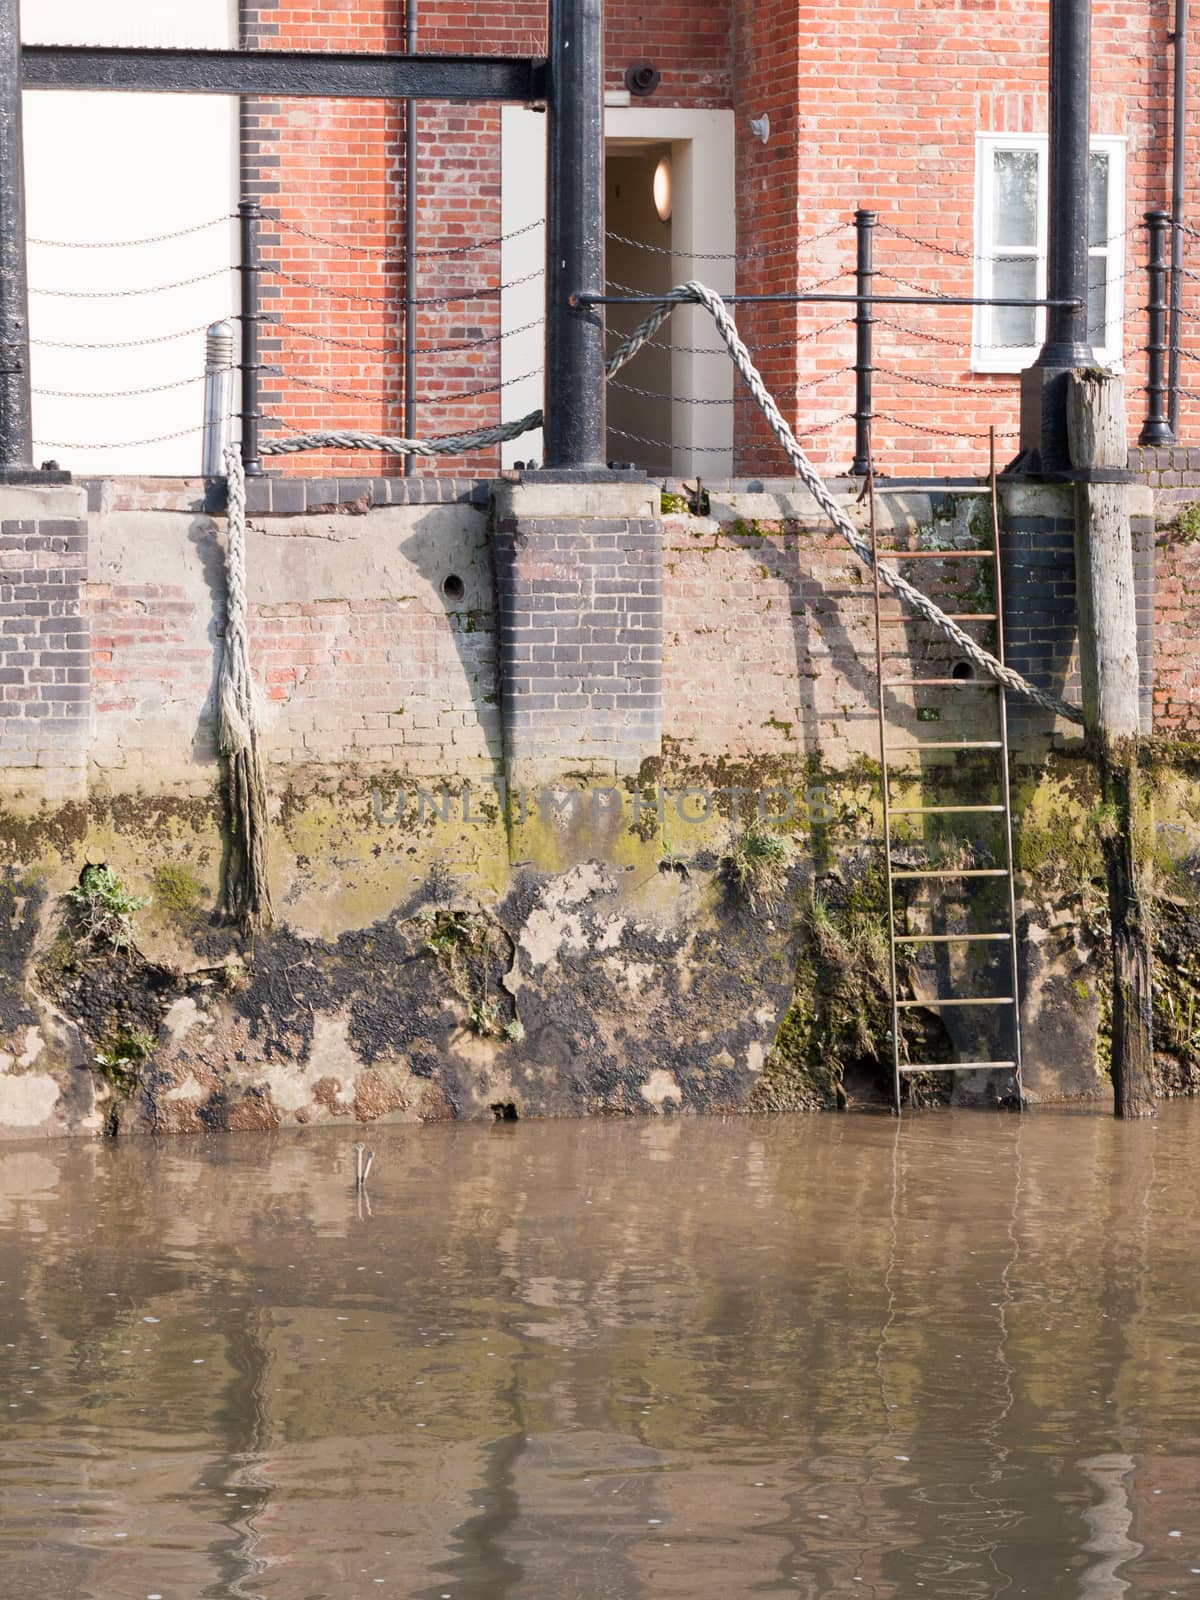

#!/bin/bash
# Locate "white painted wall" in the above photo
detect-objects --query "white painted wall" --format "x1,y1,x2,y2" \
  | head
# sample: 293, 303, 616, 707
21, 1, 239, 476
500, 104, 735, 476
499, 106, 547, 470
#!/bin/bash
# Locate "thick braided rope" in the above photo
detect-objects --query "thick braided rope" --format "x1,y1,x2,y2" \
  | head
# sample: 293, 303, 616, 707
219, 444, 252, 754
260, 412, 543, 458
219, 445, 273, 929
606, 283, 1084, 725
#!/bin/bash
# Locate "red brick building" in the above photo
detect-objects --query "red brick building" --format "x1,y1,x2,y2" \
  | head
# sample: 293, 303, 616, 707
224, 0, 1198, 483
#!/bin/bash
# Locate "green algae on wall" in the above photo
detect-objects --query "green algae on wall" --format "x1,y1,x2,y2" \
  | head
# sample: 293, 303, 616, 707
8, 737, 1200, 1136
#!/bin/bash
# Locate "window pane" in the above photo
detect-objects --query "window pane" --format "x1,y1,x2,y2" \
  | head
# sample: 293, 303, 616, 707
993, 149, 1038, 247
1088, 152, 1109, 247
1088, 254, 1108, 346
992, 255, 1038, 346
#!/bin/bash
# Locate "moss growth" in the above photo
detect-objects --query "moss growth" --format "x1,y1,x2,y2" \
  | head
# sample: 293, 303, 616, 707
38, 928, 82, 983
1149, 897, 1200, 1093
915, 519, 961, 552
468, 997, 505, 1037
752, 861, 897, 1110
1011, 766, 1104, 898
719, 822, 793, 910
151, 861, 204, 917
95, 1025, 157, 1096
421, 907, 518, 1038
219, 958, 252, 994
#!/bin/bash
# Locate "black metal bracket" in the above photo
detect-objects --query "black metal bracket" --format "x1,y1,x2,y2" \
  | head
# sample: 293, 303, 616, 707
0, 464, 71, 483
21, 45, 547, 102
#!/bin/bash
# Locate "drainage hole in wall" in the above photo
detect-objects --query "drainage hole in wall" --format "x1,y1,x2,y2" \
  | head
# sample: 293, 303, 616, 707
442, 574, 466, 602
951, 659, 976, 680
491, 1102, 519, 1122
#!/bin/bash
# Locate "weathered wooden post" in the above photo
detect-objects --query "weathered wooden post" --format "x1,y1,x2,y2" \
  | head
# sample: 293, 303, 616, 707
1067, 371, 1156, 1118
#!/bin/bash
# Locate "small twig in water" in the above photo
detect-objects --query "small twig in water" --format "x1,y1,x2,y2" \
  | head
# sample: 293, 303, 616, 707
354, 1142, 375, 1190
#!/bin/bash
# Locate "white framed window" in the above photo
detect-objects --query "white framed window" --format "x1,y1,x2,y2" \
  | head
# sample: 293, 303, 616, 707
972, 133, 1126, 373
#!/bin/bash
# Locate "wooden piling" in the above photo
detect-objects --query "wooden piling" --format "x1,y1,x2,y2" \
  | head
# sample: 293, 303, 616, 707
1066, 371, 1156, 1118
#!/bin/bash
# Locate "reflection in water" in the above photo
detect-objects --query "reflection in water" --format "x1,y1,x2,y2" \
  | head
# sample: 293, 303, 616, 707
1078, 1454, 1140, 1598
1, 1109, 1199, 1598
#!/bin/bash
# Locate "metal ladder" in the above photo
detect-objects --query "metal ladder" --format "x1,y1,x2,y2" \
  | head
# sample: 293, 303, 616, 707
868, 435, 1023, 1115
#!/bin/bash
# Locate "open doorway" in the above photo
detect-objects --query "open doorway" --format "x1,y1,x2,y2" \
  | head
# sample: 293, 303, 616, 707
500, 106, 735, 475
605, 142, 674, 473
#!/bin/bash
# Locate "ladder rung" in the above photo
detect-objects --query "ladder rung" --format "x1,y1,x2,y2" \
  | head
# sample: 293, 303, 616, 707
892, 868, 1009, 879
879, 613, 998, 624
889, 870, 1011, 883
884, 677, 999, 688
896, 996, 1014, 1008
874, 549, 993, 560
895, 932, 1012, 944
890, 804, 1006, 815
899, 1060, 1016, 1072
885, 740, 1003, 751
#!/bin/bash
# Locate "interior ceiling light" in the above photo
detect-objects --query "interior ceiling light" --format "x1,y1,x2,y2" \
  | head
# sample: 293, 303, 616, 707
653, 155, 672, 222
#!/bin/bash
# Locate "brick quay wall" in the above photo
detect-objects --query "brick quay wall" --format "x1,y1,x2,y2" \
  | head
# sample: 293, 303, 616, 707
3, 469, 1200, 1138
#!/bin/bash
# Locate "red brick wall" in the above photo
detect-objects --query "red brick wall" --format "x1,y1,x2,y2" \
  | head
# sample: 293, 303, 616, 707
242, 1, 741, 478
605, 0, 731, 108
729, 0, 1195, 479
1153, 534, 1200, 733
241, 1, 526, 478
239, 0, 1200, 481
660, 507, 990, 767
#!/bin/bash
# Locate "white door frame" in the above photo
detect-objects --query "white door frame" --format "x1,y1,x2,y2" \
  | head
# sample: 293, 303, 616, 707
501, 104, 735, 476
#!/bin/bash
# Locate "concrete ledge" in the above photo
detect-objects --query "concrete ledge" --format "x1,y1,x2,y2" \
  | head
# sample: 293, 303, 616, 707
0, 485, 88, 520
492, 479, 658, 522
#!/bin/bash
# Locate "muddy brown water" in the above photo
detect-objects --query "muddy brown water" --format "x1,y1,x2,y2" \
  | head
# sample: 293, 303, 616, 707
2, 1109, 1200, 1600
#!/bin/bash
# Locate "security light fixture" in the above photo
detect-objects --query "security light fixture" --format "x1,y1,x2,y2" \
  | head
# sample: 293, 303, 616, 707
625, 61, 661, 97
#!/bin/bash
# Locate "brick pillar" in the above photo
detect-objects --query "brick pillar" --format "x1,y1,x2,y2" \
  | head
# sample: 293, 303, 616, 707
999, 484, 1081, 748
492, 479, 662, 787
0, 486, 90, 807
1000, 481, 1156, 747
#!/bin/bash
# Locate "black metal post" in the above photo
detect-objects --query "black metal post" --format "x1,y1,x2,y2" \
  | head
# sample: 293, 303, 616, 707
543, 0, 607, 472
404, 0, 418, 476
238, 198, 264, 476
1168, 0, 1188, 438
1040, 0, 1094, 367
1141, 210, 1174, 446
1020, 0, 1094, 469
850, 208, 876, 476
0, 0, 33, 471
